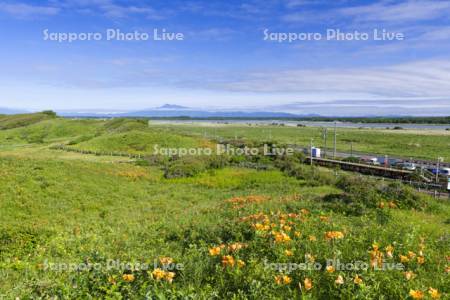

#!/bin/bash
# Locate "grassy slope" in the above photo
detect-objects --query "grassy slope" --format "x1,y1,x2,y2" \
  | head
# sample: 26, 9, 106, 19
0, 117, 449, 298
0, 112, 53, 130
0, 153, 448, 298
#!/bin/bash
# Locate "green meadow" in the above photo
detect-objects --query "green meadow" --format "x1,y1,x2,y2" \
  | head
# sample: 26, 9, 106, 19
149, 123, 450, 161
0, 114, 449, 299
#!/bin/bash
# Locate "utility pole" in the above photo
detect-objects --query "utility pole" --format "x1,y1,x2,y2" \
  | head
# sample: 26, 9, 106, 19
333, 121, 337, 158
310, 138, 313, 166
436, 157, 443, 184
323, 128, 328, 158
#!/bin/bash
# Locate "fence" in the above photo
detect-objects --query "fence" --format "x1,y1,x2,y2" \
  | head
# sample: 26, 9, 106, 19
50, 144, 144, 159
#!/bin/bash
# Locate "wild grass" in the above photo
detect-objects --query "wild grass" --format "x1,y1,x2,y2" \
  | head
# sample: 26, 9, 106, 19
0, 115, 449, 299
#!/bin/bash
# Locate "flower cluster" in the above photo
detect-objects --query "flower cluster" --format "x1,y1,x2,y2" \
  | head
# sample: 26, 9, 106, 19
151, 268, 175, 283
324, 231, 345, 241
209, 242, 247, 269
226, 195, 268, 209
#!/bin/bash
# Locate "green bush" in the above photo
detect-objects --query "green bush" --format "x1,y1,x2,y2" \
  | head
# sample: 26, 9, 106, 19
324, 176, 427, 215
164, 156, 216, 178
380, 181, 426, 210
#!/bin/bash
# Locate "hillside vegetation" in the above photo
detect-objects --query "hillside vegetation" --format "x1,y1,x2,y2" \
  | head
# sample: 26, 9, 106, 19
0, 115, 449, 299
0, 111, 56, 130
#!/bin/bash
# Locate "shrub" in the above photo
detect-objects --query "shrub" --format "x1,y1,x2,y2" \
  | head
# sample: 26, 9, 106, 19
163, 155, 231, 179
324, 176, 427, 215
164, 156, 208, 178
322, 176, 383, 215
380, 181, 426, 210
41, 110, 57, 118
134, 159, 150, 167
277, 161, 335, 186
342, 156, 360, 163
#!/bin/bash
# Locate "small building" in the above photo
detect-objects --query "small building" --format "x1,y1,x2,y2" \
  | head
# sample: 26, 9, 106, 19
311, 147, 321, 158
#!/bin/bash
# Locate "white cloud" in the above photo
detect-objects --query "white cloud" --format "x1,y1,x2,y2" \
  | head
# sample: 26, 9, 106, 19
283, 0, 450, 24
49, 0, 163, 19
186, 28, 238, 41
339, 0, 450, 23
208, 60, 450, 100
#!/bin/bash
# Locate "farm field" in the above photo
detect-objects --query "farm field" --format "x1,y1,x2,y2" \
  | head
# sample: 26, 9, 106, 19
0, 114, 449, 299
149, 123, 450, 162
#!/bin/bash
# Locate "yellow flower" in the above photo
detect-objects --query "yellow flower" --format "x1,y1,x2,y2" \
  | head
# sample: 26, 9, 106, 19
400, 255, 410, 263
122, 274, 135, 282
108, 276, 117, 285
254, 223, 264, 230
284, 249, 294, 256
274, 232, 291, 243
283, 275, 292, 284
417, 256, 425, 265
237, 259, 245, 268
385, 245, 394, 258
294, 231, 301, 237
308, 235, 317, 242
324, 231, 344, 241
228, 242, 246, 252
445, 266, 450, 273
372, 243, 379, 251
319, 216, 329, 222
335, 275, 344, 285
326, 265, 335, 273
254, 223, 270, 231
159, 257, 173, 265
275, 275, 292, 285
303, 278, 313, 290
408, 251, 416, 259
164, 272, 175, 283
209, 246, 221, 256
388, 201, 397, 208
428, 287, 441, 299
353, 275, 363, 285
409, 289, 424, 299
283, 225, 292, 232
152, 268, 165, 280
404, 271, 415, 281
378, 202, 385, 208
221, 255, 235, 267
300, 209, 310, 215
370, 248, 384, 269
305, 253, 315, 263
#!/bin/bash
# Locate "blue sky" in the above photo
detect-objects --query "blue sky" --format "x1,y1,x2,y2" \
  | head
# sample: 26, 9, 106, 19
0, 0, 450, 116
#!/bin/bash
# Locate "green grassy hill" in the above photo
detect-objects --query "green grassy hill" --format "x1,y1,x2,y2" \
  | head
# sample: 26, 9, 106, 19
0, 111, 57, 130
0, 115, 449, 299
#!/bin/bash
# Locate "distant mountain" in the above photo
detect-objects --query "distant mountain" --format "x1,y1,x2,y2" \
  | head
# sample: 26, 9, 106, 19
157, 104, 190, 110
119, 109, 299, 118
58, 105, 303, 118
